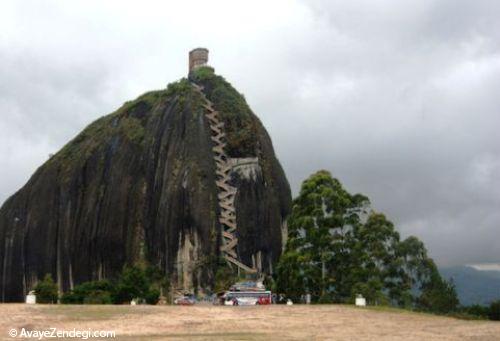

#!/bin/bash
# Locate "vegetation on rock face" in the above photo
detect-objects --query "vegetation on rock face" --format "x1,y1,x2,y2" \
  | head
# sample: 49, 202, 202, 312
49, 75, 218, 181
275, 170, 459, 314
34, 274, 59, 304
54, 88, 171, 176
190, 66, 258, 157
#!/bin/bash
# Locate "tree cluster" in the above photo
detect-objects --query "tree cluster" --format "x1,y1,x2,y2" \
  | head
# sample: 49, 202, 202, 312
275, 170, 459, 313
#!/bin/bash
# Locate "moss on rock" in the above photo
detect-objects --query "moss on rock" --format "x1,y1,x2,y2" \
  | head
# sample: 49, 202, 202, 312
190, 67, 258, 157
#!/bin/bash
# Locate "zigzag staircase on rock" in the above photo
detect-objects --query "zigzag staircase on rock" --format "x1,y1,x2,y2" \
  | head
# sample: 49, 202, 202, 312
192, 82, 257, 274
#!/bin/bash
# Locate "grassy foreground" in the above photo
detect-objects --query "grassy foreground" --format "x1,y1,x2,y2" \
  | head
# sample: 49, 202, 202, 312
0, 304, 499, 340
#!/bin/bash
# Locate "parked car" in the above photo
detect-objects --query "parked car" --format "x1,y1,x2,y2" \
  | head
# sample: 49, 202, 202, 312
224, 297, 239, 306
174, 295, 196, 305
257, 296, 271, 305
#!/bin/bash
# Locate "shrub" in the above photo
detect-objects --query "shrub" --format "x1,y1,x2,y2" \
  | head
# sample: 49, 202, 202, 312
145, 289, 160, 305
113, 266, 152, 304
83, 290, 113, 304
60, 292, 79, 304
461, 304, 490, 319
489, 300, 500, 321
61, 280, 115, 304
34, 274, 59, 304
120, 117, 145, 146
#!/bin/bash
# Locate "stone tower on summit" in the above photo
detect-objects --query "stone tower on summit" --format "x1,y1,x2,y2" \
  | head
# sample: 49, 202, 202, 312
188, 48, 209, 73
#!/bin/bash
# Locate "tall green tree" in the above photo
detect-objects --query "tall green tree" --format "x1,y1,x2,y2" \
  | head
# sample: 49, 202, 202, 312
274, 251, 306, 302
349, 213, 404, 305
417, 261, 459, 313
397, 236, 434, 305
276, 170, 369, 302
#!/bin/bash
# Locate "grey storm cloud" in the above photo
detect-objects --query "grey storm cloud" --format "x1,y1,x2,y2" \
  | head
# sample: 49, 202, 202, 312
0, 0, 499, 266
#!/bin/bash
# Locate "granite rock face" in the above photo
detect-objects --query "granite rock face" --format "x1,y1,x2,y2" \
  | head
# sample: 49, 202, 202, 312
0, 69, 291, 301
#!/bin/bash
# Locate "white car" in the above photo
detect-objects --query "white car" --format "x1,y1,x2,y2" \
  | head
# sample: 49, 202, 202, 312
224, 297, 239, 306
235, 297, 258, 306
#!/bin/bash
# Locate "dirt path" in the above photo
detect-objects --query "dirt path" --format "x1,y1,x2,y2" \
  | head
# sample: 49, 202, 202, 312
0, 304, 499, 340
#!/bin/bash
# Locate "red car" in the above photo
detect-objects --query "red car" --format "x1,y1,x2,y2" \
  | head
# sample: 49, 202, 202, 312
257, 296, 271, 305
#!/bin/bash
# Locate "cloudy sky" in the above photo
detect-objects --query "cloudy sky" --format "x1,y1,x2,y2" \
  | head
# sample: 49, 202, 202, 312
1, 0, 499, 267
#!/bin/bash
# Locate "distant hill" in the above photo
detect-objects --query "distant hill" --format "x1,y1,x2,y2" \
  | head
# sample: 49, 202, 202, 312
440, 266, 500, 306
